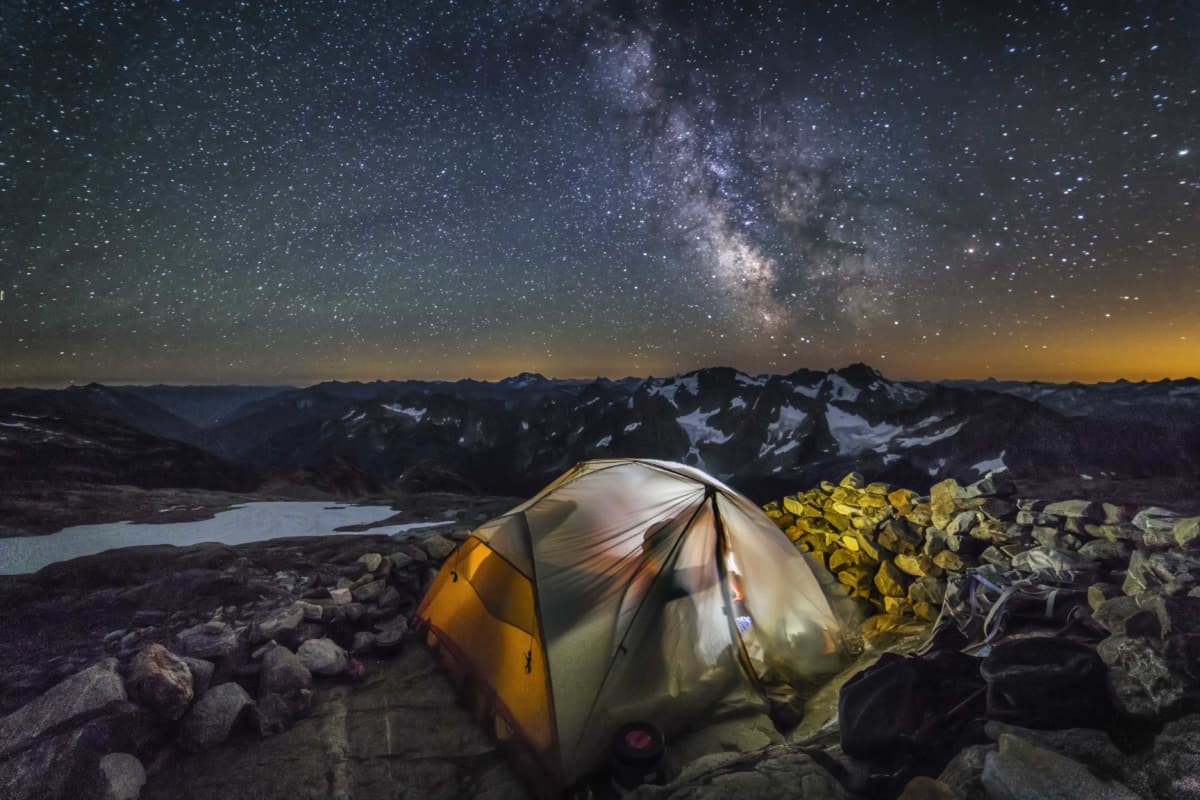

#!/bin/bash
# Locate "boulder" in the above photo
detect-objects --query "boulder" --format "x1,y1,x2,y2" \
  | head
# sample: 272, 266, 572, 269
878, 518, 922, 555
356, 552, 384, 572
839, 471, 865, 489
938, 743, 993, 800
180, 657, 214, 699
297, 638, 348, 676
1097, 635, 1188, 717
98, 752, 146, 800
1124, 550, 1200, 597
127, 644, 194, 720
1129, 713, 1200, 800
250, 602, 306, 645
176, 621, 238, 660
874, 560, 910, 598
0, 725, 106, 800
947, 510, 978, 537
180, 682, 254, 752
1091, 596, 1142, 636
258, 644, 313, 705
983, 722, 1125, 778
1087, 583, 1122, 612
1042, 500, 1103, 523
0, 658, 127, 760
329, 587, 353, 605
351, 578, 386, 603
981, 733, 1138, 800
930, 479, 961, 531
420, 534, 457, 561
932, 549, 965, 572
1176, 517, 1200, 549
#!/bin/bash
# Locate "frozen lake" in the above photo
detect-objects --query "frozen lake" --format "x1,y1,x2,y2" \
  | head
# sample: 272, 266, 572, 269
0, 501, 452, 575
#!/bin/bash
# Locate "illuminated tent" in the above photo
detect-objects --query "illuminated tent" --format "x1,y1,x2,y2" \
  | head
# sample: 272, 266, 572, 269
415, 459, 841, 793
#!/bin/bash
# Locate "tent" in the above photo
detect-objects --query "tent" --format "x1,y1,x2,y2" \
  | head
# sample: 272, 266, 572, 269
415, 459, 842, 794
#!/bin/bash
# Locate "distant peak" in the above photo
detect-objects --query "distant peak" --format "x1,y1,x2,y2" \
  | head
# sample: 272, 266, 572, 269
832, 363, 883, 384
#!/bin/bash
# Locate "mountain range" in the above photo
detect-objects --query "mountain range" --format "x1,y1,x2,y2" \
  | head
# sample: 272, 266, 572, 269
2, 365, 1198, 502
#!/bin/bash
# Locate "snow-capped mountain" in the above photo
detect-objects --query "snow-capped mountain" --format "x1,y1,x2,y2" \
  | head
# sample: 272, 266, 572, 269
4, 365, 1197, 501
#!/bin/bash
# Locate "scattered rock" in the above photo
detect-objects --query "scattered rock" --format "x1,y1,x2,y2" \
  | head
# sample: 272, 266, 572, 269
329, 587, 352, 605
1097, 635, 1188, 717
99, 752, 146, 800
127, 644, 193, 720
180, 682, 254, 752
258, 644, 312, 704
351, 578, 386, 603
0, 658, 127, 760
874, 560, 909, 598
250, 602, 306, 645
356, 552, 384, 572
938, 743, 993, 800
1129, 713, 1200, 800
176, 622, 238, 660
420, 534, 457, 561
296, 638, 348, 676
982, 733, 1138, 800
180, 657, 214, 699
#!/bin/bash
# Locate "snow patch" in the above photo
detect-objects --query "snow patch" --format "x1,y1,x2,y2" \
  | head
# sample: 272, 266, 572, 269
595, 435, 612, 448
827, 375, 861, 402
729, 397, 747, 410
826, 406, 900, 455
676, 407, 733, 446
767, 405, 807, 441
895, 422, 965, 448
623, 421, 641, 433
382, 404, 426, 421
971, 451, 1008, 474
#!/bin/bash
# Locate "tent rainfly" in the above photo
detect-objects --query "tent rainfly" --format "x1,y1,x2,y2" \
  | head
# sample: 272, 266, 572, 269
415, 459, 842, 794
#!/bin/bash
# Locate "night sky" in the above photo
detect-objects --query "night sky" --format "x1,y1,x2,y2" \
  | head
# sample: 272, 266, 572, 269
2, 1, 1197, 386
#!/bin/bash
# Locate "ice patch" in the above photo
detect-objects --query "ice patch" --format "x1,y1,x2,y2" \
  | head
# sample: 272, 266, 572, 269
826, 406, 900, 455
382, 404, 426, 421
971, 452, 1008, 474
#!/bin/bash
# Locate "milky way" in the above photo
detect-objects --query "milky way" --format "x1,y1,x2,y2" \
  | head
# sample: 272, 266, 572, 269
1, 1, 1197, 385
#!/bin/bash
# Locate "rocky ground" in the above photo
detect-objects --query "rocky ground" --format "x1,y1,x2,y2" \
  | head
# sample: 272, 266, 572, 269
1, 476, 1199, 799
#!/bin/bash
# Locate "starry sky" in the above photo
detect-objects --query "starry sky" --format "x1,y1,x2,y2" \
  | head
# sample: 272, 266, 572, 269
1, 0, 1197, 387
